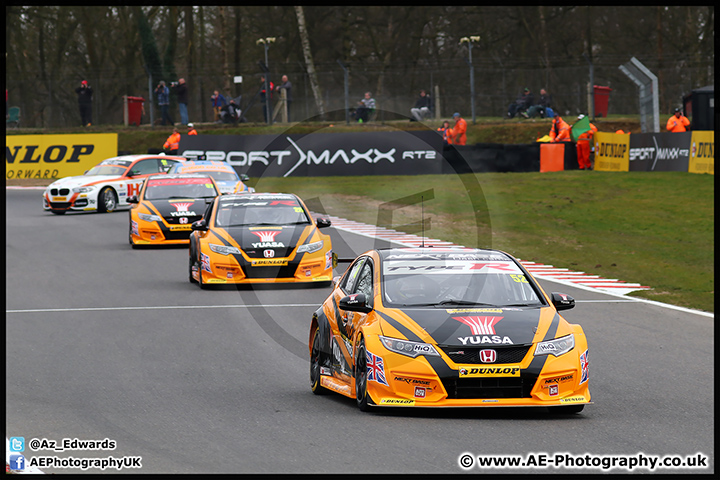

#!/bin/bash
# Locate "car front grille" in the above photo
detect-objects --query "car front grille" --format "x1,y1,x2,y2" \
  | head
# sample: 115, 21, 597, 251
50, 188, 70, 196
48, 202, 71, 210
441, 377, 532, 399
241, 264, 298, 279
439, 345, 532, 365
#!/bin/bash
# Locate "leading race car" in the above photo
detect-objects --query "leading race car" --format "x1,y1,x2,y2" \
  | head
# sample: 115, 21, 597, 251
167, 160, 254, 195
128, 173, 220, 247
42, 154, 186, 215
188, 193, 335, 287
309, 247, 590, 413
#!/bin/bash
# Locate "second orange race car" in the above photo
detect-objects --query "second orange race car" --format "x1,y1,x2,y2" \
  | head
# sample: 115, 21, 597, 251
128, 173, 220, 248
188, 193, 335, 287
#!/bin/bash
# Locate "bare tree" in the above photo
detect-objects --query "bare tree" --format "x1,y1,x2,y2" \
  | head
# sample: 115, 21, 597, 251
295, 5, 326, 118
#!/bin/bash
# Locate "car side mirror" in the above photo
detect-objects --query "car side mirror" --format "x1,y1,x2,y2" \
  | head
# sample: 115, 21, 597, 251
338, 293, 372, 313
191, 219, 208, 231
316, 217, 332, 229
551, 292, 575, 311
127, 195, 139, 204
239, 174, 250, 182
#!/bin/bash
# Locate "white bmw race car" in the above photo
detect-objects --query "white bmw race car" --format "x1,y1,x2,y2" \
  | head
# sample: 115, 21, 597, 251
42, 154, 186, 215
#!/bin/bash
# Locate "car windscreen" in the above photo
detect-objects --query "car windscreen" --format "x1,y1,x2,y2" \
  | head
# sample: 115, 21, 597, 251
204, 171, 239, 182
214, 198, 310, 227
382, 258, 543, 308
85, 165, 128, 176
144, 177, 218, 200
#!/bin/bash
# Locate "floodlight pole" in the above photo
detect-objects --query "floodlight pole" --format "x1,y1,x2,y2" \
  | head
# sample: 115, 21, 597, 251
257, 37, 276, 125
461, 36, 480, 124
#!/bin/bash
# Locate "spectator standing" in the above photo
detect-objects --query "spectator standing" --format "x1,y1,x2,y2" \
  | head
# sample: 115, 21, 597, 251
259, 76, 274, 123
187, 123, 197, 135
507, 87, 534, 119
210, 90, 227, 123
526, 88, 553, 118
451, 112, 467, 145
549, 112, 571, 142
666, 108, 690, 132
275, 75, 293, 122
410, 89, 432, 122
75, 80, 93, 126
575, 114, 598, 170
437, 120, 452, 146
355, 92, 376, 123
163, 127, 181, 155
155, 81, 173, 126
171, 78, 189, 125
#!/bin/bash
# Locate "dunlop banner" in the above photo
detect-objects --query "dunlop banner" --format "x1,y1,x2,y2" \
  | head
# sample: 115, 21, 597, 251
689, 131, 714, 175
6, 134, 118, 180
593, 132, 629, 172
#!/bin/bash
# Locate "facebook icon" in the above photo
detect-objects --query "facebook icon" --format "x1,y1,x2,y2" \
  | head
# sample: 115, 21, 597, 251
9, 454, 25, 471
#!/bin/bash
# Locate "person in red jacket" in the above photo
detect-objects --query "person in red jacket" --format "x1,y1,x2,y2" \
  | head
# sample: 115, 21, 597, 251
549, 112, 571, 142
187, 123, 197, 135
666, 108, 690, 132
451, 112, 467, 145
575, 114, 598, 170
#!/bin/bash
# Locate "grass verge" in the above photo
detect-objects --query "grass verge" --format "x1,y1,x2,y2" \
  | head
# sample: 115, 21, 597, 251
253, 171, 714, 313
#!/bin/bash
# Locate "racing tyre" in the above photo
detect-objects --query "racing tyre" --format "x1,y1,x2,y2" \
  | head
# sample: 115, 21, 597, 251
188, 252, 198, 284
354, 336, 372, 411
129, 218, 138, 249
197, 251, 208, 290
310, 326, 328, 395
552, 405, 585, 415
98, 187, 117, 213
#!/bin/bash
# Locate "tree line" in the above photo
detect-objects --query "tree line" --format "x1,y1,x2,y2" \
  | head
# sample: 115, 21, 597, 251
5, 6, 714, 128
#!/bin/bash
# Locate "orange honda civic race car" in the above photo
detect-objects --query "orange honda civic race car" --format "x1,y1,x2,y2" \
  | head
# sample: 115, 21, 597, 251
188, 193, 335, 287
128, 173, 221, 248
309, 247, 590, 413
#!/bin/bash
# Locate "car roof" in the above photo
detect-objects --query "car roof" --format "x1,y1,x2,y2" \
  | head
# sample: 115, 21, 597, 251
218, 192, 296, 200
146, 173, 216, 181
114, 154, 187, 162
170, 161, 235, 171
377, 247, 513, 262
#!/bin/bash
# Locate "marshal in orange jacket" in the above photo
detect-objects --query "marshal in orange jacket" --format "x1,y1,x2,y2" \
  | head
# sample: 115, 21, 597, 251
666, 112, 690, 133
549, 116, 571, 142
163, 131, 181, 151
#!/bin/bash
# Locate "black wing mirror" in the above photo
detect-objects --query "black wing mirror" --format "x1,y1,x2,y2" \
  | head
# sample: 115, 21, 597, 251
191, 219, 208, 231
551, 292, 575, 311
316, 217, 332, 229
127, 195, 139, 204
338, 293, 372, 313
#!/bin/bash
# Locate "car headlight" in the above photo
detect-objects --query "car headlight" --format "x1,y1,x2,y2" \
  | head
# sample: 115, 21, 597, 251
138, 213, 163, 222
209, 243, 242, 256
72, 186, 97, 193
380, 336, 440, 358
297, 240, 324, 254
534, 334, 575, 357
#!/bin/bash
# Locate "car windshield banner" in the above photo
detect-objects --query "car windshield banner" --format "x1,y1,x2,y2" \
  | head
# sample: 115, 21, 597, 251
178, 130, 443, 177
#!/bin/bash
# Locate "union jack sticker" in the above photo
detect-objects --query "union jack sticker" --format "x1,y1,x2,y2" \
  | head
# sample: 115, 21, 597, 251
580, 349, 589, 384
201, 253, 212, 273
366, 350, 389, 386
